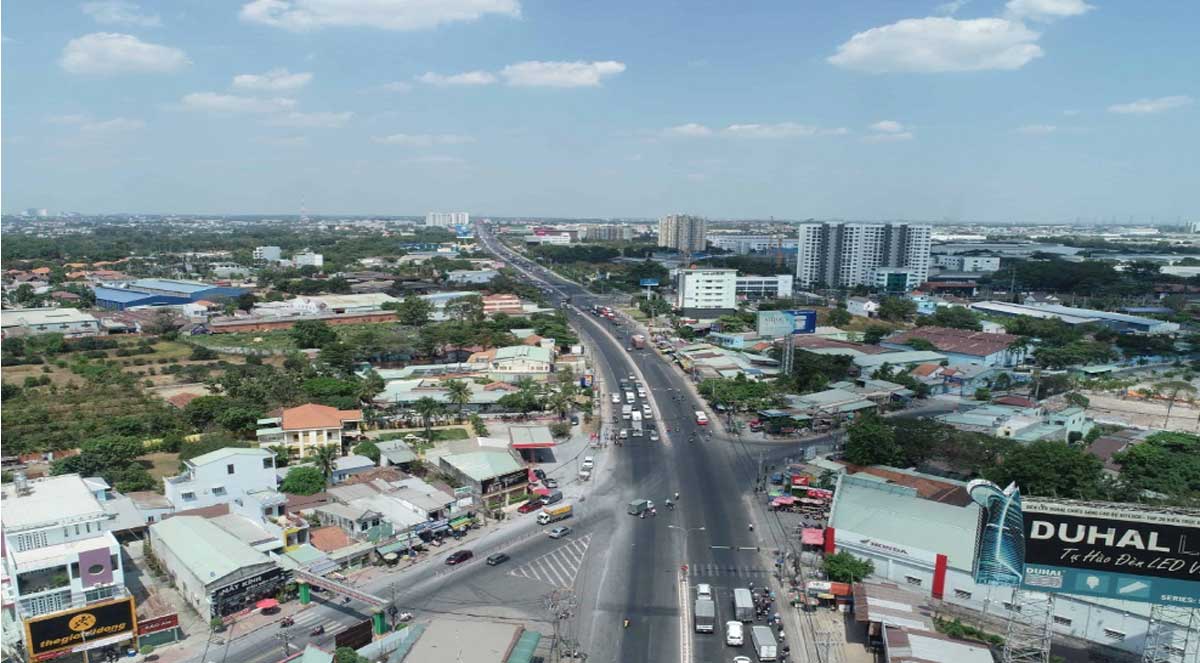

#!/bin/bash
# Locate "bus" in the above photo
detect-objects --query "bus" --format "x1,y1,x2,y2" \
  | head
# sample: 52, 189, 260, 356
695, 411, 709, 426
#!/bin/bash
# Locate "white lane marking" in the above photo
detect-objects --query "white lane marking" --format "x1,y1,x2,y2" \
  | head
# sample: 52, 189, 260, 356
678, 569, 692, 663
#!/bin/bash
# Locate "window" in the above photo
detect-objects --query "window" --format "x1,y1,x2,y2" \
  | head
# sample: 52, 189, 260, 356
263, 458, 274, 469
212, 486, 227, 496
227, 464, 236, 475
181, 492, 196, 501
1053, 616, 1072, 627
954, 589, 972, 600
1103, 628, 1125, 641
904, 576, 922, 586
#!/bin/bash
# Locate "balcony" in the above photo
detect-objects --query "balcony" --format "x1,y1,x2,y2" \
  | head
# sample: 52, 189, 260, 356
17, 566, 70, 595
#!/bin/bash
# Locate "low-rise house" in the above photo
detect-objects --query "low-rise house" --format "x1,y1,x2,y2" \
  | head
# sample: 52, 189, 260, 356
675, 343, 781, 381
936, 402, 1093, 443
476, 345, 555, 376
429, 447, 529, 507
164, 448, 277, 510
853, 350, 947, 373
481, 293, 524, 316
846, 297, 879, 318
372, 378, 518, 413
375, 439, 418, 468
331, 455, 375, 485
256, 403, 363, 460
883, 326, 1026, 367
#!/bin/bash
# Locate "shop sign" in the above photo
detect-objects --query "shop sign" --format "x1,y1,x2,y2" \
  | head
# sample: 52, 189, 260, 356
25, 598, 137, 660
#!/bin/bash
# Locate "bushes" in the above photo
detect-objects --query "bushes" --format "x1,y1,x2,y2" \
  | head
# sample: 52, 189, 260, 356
549, 421, 572, 438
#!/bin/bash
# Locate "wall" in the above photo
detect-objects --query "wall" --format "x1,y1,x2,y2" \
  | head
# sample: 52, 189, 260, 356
164, 453, 275, 510
209, 312, 396, 333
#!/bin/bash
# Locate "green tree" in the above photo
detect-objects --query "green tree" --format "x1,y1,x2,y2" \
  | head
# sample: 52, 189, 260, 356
823, 551, 875, 583
279, 466, 326, 495
289, 320, 338, 349
353, 440, 380, 464
334, 647, 369, 663
311, 445, 339, 480
445, 379, 472, 420
318, 342, 356, 375
469, 413, 489, 436
992, 373, 1013, 392
974, 387, 992, 401
915, 307, 981, 331
983, 440, 1104, 499
358, 369, 386, 406
877, 297, 917, 322
269, 444, 291, 468
825, 307, 851, 327
905, 338, 938, 352
394, 295, 433, 326
412, 397, 444, 441
1112, 432, 1200, 502
843, 414, 900, 466
862, 325, 891, 345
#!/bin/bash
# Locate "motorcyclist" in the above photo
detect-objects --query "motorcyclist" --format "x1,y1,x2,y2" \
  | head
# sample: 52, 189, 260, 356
748, 522, 754, 531
674, 492, 680, 500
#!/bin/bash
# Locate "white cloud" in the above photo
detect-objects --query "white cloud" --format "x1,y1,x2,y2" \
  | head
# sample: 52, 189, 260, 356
233, 68, 313, 91
663, 123, 713, 137
81, 117, 145, 132
82, 1, 161, 27
499, 60, 626, 88
723, 122, 841, 138
828, 17, 1042, 73
869, 120, 906, 133
374, 81, 413, 93
862, 132, 915, 143
373, 133, 474, 146
1108, 95, 1193, 115
256, 135, 310, 147
416, 71, 497, 86
239, 0, 519, 32
180, 92, 297, 114
1014, 123, 1057, 134
267, 111, 353, 128
60, 32, 190, 75
935, 0, 970, 16
1004, 0, 1094, 22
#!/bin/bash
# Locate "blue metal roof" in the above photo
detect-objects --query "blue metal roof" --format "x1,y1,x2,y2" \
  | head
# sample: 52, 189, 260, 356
132, 279, 211, 294
94, 286, 159, 303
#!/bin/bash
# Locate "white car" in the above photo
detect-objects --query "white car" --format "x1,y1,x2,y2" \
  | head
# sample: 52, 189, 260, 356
649, 430, 660, 442
697, 583, 713, 600
619, 429, 628, 439
725, 621, 744, 646
582, 456, 595, 469
611, 393, 621, 404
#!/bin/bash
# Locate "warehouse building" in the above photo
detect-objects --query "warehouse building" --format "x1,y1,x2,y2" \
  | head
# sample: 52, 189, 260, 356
94, 279, 246, 310
969, 301, 1179, 335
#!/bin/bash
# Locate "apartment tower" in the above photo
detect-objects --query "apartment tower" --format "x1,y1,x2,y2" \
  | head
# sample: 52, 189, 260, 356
794, 222, 932, 288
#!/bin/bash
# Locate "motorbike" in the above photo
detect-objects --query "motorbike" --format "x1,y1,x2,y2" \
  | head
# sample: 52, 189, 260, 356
310, 626, 325, 636
280, 618, 295, 628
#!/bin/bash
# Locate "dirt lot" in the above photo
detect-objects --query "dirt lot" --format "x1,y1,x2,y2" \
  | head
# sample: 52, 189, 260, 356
137, 451, 183, 481
1083, 392, 1200, 432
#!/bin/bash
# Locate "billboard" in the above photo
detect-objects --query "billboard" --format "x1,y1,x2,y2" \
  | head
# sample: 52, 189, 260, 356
969, 481, 1200, 607
756, 310, 816, 337
784, 310, 818, 334
25, 597, 137, 660
638, 278, 660, 287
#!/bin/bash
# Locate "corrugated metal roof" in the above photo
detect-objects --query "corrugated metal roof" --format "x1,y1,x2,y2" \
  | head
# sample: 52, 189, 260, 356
150, 516, 272, 583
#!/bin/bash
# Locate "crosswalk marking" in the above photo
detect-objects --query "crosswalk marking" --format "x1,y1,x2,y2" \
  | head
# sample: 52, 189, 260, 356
510, 534, 592, 588
684, 562, 771, 579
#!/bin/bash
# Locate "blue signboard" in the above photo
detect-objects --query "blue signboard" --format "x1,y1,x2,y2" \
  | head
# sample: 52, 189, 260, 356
784, 310, 817, 334
638, 279, 660, 287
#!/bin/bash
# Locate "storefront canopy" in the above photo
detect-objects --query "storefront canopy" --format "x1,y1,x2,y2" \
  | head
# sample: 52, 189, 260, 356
801, 528, 825, 546
771, 496, 797, 507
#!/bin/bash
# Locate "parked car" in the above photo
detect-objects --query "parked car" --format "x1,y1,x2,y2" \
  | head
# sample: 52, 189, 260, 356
485, 553, 510, 566
445, 550, 474, 565
649, 430, 660, 442
533, 468, 547, 481
611, 393, 621, 404
544, 478, 559, 489
517, 499, 544, 514
582, 456, 594, 469
548, 526, 571, 539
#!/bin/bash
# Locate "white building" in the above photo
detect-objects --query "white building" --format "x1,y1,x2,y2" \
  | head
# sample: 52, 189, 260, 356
426, 212, 470, 227
707, 234, 798, 255
523, 233, 571, 246
795, 223, 932, 288
1, 308, 101, 338
2, 474, 127, 625
586, 225, 634, 242
658, 214, 708, 254
253, 246, 282, 262
933, 254, 1001, 272
293, 251, 324, 269
675, 268, 737, 312
846, 296, 880, 318
286, 293, 398, 315
446, 269, 499, 284
735, 274, 793, 301
163, 448, 277, 511
828, 472, 1154, 657
482, 345, 555, 374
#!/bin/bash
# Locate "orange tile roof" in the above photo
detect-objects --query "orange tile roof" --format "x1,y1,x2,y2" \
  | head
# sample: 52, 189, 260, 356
909, 363, 941, 378
280, 403, 363, 431
308, 526, 352, 553
31, 267, 51, 275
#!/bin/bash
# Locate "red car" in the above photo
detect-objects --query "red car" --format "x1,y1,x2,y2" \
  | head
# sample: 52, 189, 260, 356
445, 550, 474, 566
517, 499, 545, 514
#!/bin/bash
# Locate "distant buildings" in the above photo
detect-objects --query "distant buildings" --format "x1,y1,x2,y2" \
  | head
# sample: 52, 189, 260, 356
93, 278, 247, 311
293, 250, 324, 269
446, 269, 499, 284
933, 254, 1001, 272
795, 223, 932, 288
883, 326, 1027, 367
657, 214, 707, 254
675, 268, 737, 313
253, 245, 282, 262
872, 266, 923, 293
586, 224, 634, 242
735, 274, 793, 301
706, 234, 797, 255
969, 301, 1180, 335
425, 212, 469, 227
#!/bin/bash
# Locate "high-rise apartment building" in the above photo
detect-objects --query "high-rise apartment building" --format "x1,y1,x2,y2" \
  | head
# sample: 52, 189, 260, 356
425, 212, 470, 227
586, 225, 634, 242
657, 214, 708, 254
794, 223, 932, 288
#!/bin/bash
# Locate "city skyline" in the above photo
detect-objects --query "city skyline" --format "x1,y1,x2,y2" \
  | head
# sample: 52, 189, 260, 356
2, 1, 1198, 221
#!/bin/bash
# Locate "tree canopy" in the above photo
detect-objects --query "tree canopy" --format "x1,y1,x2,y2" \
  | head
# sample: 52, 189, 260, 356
279, 466, 326, 495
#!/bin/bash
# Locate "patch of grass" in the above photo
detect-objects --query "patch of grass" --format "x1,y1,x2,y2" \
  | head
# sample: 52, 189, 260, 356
137, 451, 182, 481
431, 427, 471, 441
192, 331, 297, 352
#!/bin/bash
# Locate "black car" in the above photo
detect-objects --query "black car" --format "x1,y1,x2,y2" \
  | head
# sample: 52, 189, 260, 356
445, 550, 474, 566
485, 553, 510, 566
533, 468, 547, 481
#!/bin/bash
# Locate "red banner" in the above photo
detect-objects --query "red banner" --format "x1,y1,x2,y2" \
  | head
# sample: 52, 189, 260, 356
137, 614, 179, 635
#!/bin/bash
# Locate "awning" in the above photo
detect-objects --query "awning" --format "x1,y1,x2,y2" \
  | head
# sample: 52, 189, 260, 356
801, 528, 825, 546
771, 496, 797, 506
256, 598, 279, 610
377, 534, 421, 555
449, 516, 473, 530
532, 487, 550, 496
806, 487, 834, 499
506, 631, 543, 663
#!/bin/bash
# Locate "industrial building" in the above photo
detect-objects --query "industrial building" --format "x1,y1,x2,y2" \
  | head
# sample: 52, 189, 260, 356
94, 279, 246, 310
795, 223, 932, 288
0, 307, 101, 338
969, 301, 1180, 335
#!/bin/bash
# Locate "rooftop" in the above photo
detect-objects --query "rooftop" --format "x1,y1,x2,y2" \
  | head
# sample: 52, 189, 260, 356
279, 403, 363, 431
1, 474, 106, 531
492, 345, 553, 363
1, 307, 99, 327
403, 618, 525, 663
150, 516, 272, 584
887, 326, 1020, 358
188, 446, 272, 467
444, 450, 525, 481
853, 351, 947, 369
131, 278, 213, 294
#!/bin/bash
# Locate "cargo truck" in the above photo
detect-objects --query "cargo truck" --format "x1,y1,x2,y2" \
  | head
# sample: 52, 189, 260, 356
537, 503, 573, 525
750, 625, 778, 661
694, 598, 716, 633
631, 334, 646, 349
732, 588, 755, 622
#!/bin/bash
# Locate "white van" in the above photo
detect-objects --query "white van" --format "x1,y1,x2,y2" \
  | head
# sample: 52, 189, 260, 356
621, 405, 632, 419
619, 429, 629, 439
611, 393, 620, 404
725, 620, 745, 646
625, 391, 636, 403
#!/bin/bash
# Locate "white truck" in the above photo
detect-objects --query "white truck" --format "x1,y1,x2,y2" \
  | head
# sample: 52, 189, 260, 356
750, 625, 777, 661
694, 598, 716, 633
631, 410, 643, 435
732, 588, 755, 622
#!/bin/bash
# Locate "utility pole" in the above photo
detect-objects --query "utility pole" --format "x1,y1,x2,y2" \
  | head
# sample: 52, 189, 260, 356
544, 589, 579, 663
275, 628, 293, 659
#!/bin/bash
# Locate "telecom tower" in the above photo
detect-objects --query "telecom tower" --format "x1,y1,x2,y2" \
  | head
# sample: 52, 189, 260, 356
1142, 605, 1200, 663
1001, 589, 1056, 663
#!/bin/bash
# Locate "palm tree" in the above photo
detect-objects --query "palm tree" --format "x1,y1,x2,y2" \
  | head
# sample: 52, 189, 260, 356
1156, 380, 1197, 428
548, 386, 573, 420
311, 445, 338, 481
1007, 337, 1031, 365
412, 396, 444, 443
445, 379, 472, 421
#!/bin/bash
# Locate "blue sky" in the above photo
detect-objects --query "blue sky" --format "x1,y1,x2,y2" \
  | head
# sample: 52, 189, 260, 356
2, 0, 1196, 222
